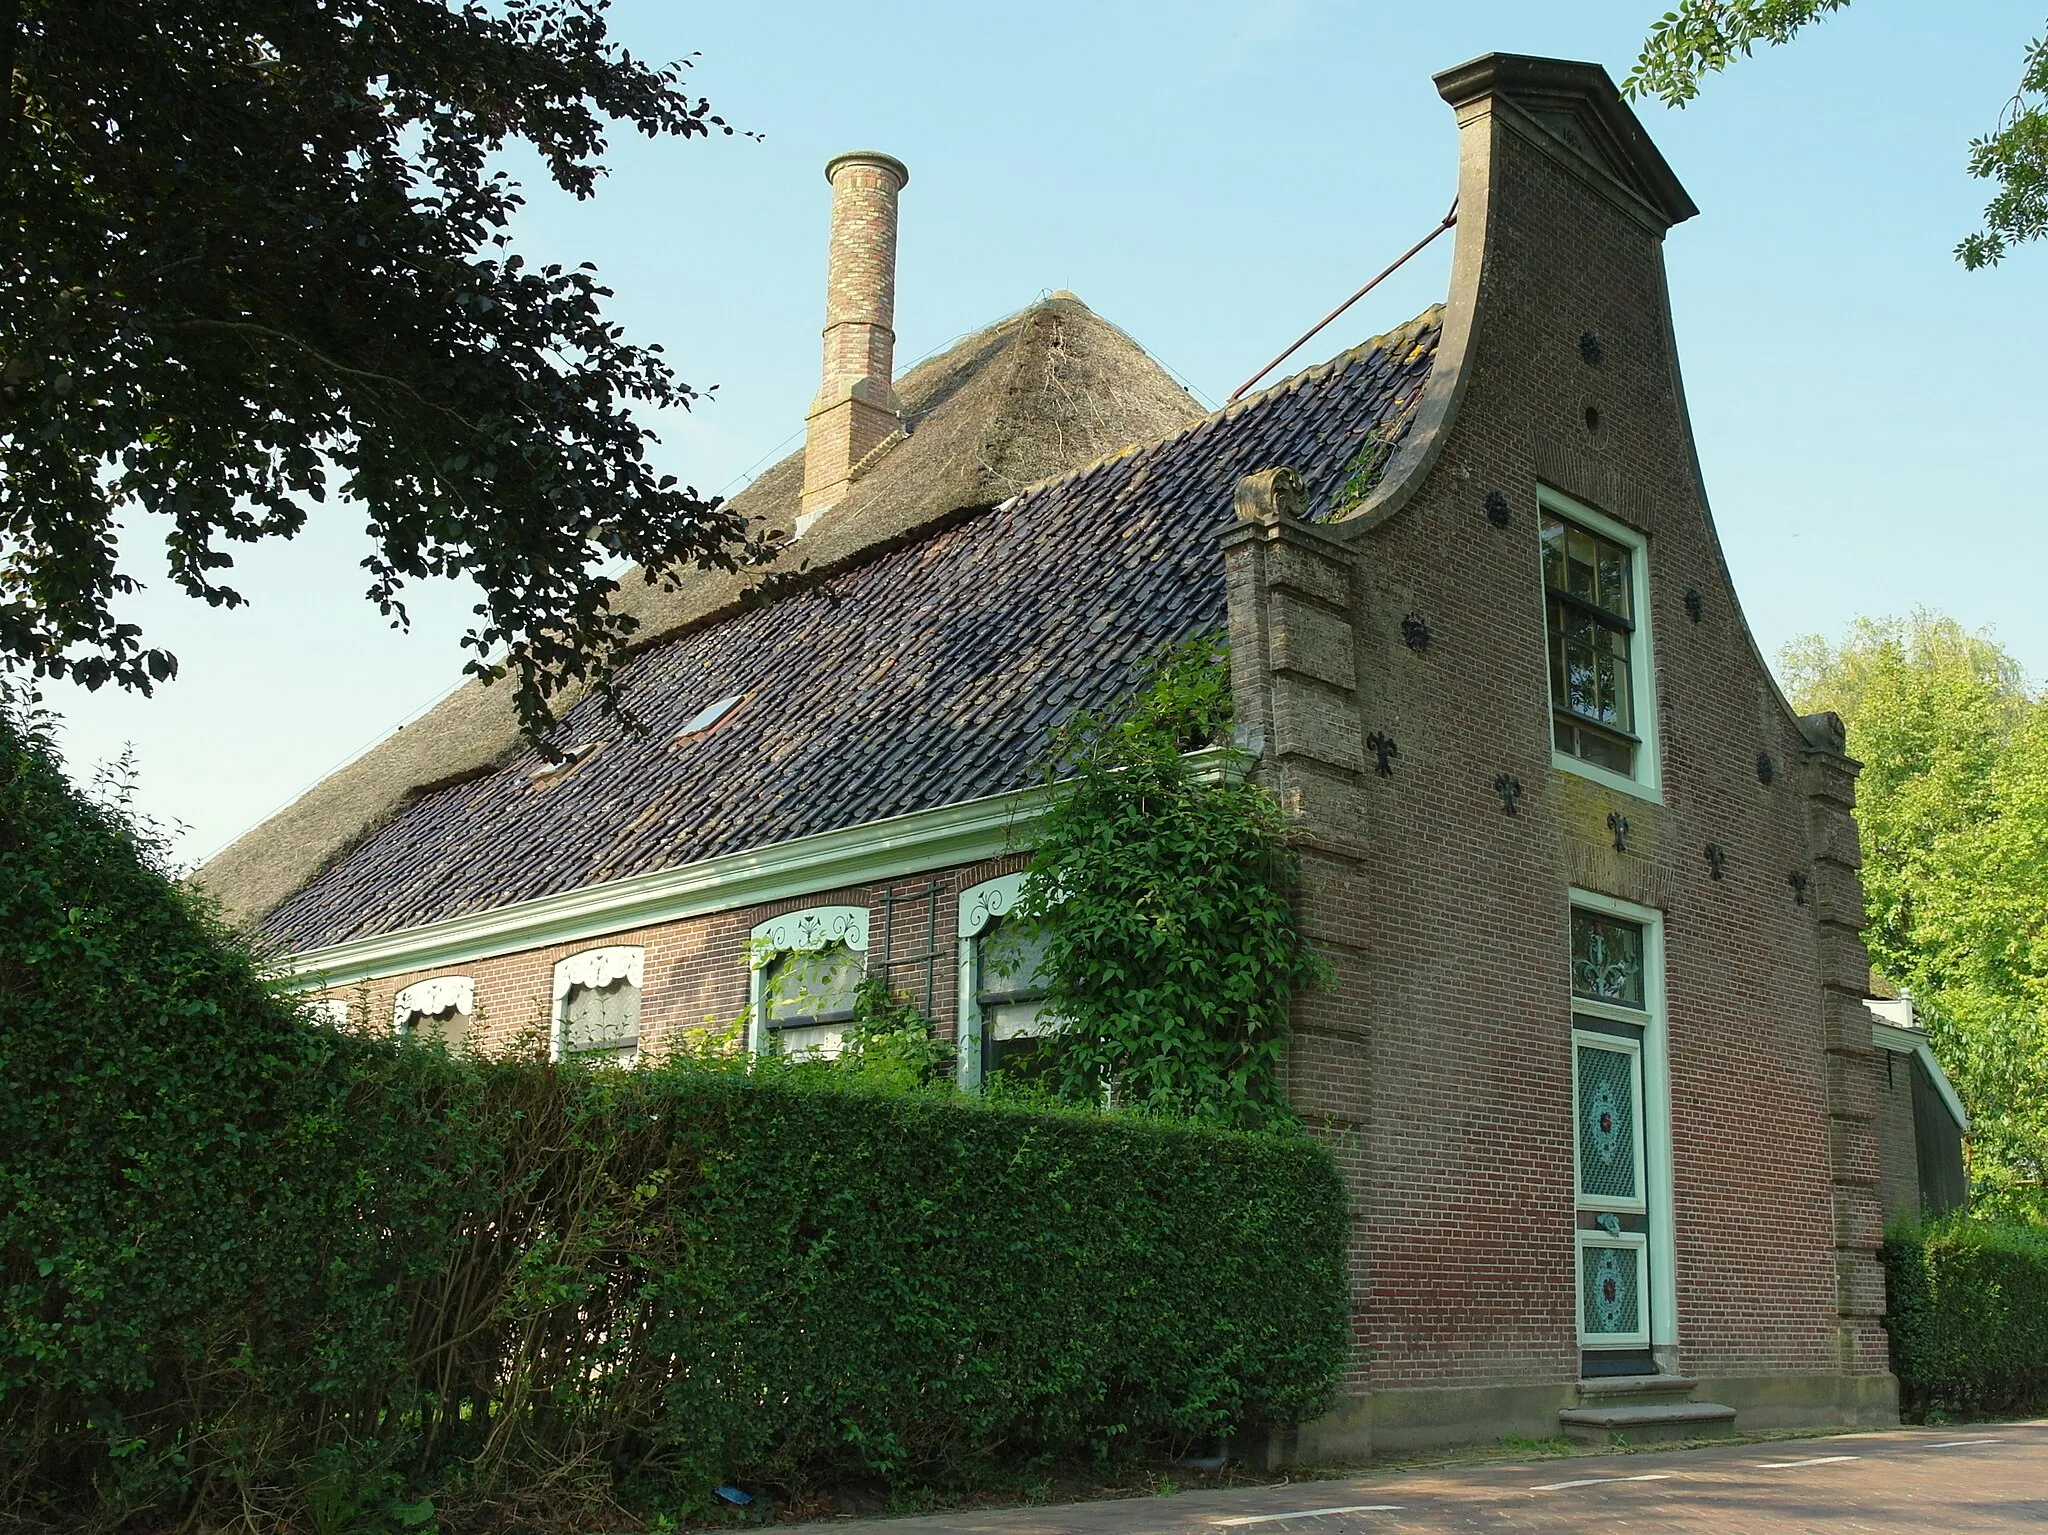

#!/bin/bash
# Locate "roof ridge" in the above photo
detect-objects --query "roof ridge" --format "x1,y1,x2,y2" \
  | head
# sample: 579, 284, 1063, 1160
987, 304, 1447, 512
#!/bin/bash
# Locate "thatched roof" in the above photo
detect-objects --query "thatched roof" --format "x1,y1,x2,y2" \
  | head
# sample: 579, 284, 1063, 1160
194, 293, 1204, 929
252, 308, 1443, 954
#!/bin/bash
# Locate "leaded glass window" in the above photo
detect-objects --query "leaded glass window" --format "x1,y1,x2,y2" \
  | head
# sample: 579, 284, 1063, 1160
764, 942, 864, 1059
400, 1002, 472, 1053
1571, 909, 1644, 1008
976, 918, 1053, 1078
1541, 508, 1640, 775
1576, 1040, 1642, 1206
1579, 1238, 1646, 1342
562, 977, 639, 1064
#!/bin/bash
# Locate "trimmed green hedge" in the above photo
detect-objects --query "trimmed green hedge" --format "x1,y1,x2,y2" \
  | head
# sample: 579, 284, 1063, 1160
0, 710, 1350, 1530
1882, 1217, 2048, 1418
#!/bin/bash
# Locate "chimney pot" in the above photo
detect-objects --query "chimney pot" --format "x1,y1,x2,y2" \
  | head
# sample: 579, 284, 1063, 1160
799, 151, 909, 531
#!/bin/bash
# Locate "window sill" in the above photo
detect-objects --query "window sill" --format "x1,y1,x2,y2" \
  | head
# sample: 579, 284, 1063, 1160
1553, 750, 1662, 806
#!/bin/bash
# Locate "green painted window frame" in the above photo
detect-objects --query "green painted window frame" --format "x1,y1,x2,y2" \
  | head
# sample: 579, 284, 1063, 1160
1540, 488, 1661, 802
747, 905, 870, 1060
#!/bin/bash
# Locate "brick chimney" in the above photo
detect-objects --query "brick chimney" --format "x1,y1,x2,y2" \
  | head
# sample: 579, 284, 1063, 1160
798, 151, 909, 532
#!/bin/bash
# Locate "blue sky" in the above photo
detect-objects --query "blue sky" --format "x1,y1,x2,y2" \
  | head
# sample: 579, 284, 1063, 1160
44, 1, 2048, 862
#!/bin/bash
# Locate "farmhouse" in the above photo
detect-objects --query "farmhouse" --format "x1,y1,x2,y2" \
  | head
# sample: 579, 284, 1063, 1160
198, 53, 1951, 1454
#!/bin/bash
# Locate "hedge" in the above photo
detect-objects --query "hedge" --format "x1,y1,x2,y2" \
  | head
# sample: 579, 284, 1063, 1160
0, 708, 1350, 1530
1882, 1216, 2048, 1418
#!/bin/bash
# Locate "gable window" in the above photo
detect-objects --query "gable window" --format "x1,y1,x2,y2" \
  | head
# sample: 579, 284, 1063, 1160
394, 976, 474, 1052
1540, 492, 1658, 793
749, 906, 868, 1060
552, 946, 643, 1066
957, 874, 1055, 1089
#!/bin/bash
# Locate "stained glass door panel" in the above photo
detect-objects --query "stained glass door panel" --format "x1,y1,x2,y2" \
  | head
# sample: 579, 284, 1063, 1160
1574, 1036, 1645, 1210
1577, 1233, 1650, 1347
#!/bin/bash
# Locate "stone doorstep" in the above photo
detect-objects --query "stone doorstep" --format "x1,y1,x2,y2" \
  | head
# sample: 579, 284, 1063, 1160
1557, 1399, 1739, 1446
1574, 1374, 1701, 1403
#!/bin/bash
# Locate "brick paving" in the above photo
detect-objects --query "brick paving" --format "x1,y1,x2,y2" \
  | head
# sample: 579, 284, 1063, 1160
838, 1423, 2048, 1534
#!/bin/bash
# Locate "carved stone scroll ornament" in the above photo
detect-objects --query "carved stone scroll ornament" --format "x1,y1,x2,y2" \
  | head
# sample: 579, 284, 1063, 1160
1233, 466, 1307, 522
393, 975, 475, 1030
552, 945, 645, 1001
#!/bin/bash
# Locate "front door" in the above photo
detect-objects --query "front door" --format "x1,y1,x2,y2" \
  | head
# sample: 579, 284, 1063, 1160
1570, 906, 1657, 1373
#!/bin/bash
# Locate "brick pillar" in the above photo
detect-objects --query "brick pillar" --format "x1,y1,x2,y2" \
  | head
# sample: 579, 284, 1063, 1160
1798, 710, 1891, 1386
800, 151, 908, 530
1224, 470, 1375, 1461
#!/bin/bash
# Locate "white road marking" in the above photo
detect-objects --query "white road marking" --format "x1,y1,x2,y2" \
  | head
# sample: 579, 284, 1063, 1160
1530, 1473, 1673, 1492
1755, 1455, 1860, 1469
1211, 1507, 1402, 1526
1928, 1438, 2003, 1448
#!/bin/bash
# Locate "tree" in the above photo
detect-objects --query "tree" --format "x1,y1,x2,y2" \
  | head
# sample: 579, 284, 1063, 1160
1, 0, 757, 746
1783, 611, 2048, 1219
1629, 2, 2048, 267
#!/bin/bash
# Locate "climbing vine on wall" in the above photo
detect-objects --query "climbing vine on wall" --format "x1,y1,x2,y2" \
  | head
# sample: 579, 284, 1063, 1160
1011, 633, 1328, 1131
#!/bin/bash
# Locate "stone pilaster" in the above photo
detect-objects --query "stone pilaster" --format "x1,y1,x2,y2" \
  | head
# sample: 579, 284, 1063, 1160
1797, 710, 1889, 1376
1220, 468, 1368, 851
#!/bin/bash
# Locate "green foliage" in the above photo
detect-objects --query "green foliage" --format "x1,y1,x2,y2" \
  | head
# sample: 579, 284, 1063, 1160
0, 700, 1348, 1529
1329, 421, 1405, 516
833, 978, 955, 1089
1882, 1215, 2048, 1417
1627, 3, 2048, 268
1627, 0, 1855, 107
1782, 611, 2048, 1220
1012, 634, 1329, 1132
1, 1, 757, 744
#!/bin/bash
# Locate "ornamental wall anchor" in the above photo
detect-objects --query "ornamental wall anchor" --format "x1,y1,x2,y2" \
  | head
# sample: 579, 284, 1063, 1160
1366, 731, 1399, 777
1704, 843, 1727, 880
1757, 752, 1776, 786
1607, 811, 1630, 854
1484, 489, 1512, 528
1789, 869, 1811, 906
1401, 613, 1431, 652
1495, 772, 1522, 816
1579, 331, 1605, 366
1684, 587, 1704, 623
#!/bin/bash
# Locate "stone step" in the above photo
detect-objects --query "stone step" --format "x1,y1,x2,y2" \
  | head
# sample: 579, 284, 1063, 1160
1575, 1373, 1701, 1405
1558, 1399, 1738, 1446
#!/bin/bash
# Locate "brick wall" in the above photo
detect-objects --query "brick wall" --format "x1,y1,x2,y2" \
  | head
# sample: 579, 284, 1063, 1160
1224, 64, 1885, 1397
1874, 1048, 1922, 1222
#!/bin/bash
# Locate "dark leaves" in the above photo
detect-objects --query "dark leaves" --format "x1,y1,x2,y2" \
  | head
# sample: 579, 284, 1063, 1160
0, 0, 760, 741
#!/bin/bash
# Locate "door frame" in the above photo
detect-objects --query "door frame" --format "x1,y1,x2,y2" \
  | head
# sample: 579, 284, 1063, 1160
1568, 888, 1677, 1355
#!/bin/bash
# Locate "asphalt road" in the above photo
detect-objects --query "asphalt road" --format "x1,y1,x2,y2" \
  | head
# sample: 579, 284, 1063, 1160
840, 1421, 2048, 1534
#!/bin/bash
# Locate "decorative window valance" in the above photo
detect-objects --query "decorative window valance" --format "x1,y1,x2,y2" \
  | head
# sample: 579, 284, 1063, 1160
750, 905, 868, 965
393, 975, 474, 1030
552, 945, 644, 1000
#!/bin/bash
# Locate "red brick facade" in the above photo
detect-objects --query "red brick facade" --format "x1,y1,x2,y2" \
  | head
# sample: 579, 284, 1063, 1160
1220, 59, 1890, 1448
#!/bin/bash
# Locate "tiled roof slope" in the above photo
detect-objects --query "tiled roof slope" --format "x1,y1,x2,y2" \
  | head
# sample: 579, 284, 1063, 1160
266, 309, 1442, 952
193, 294, 1201, 931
